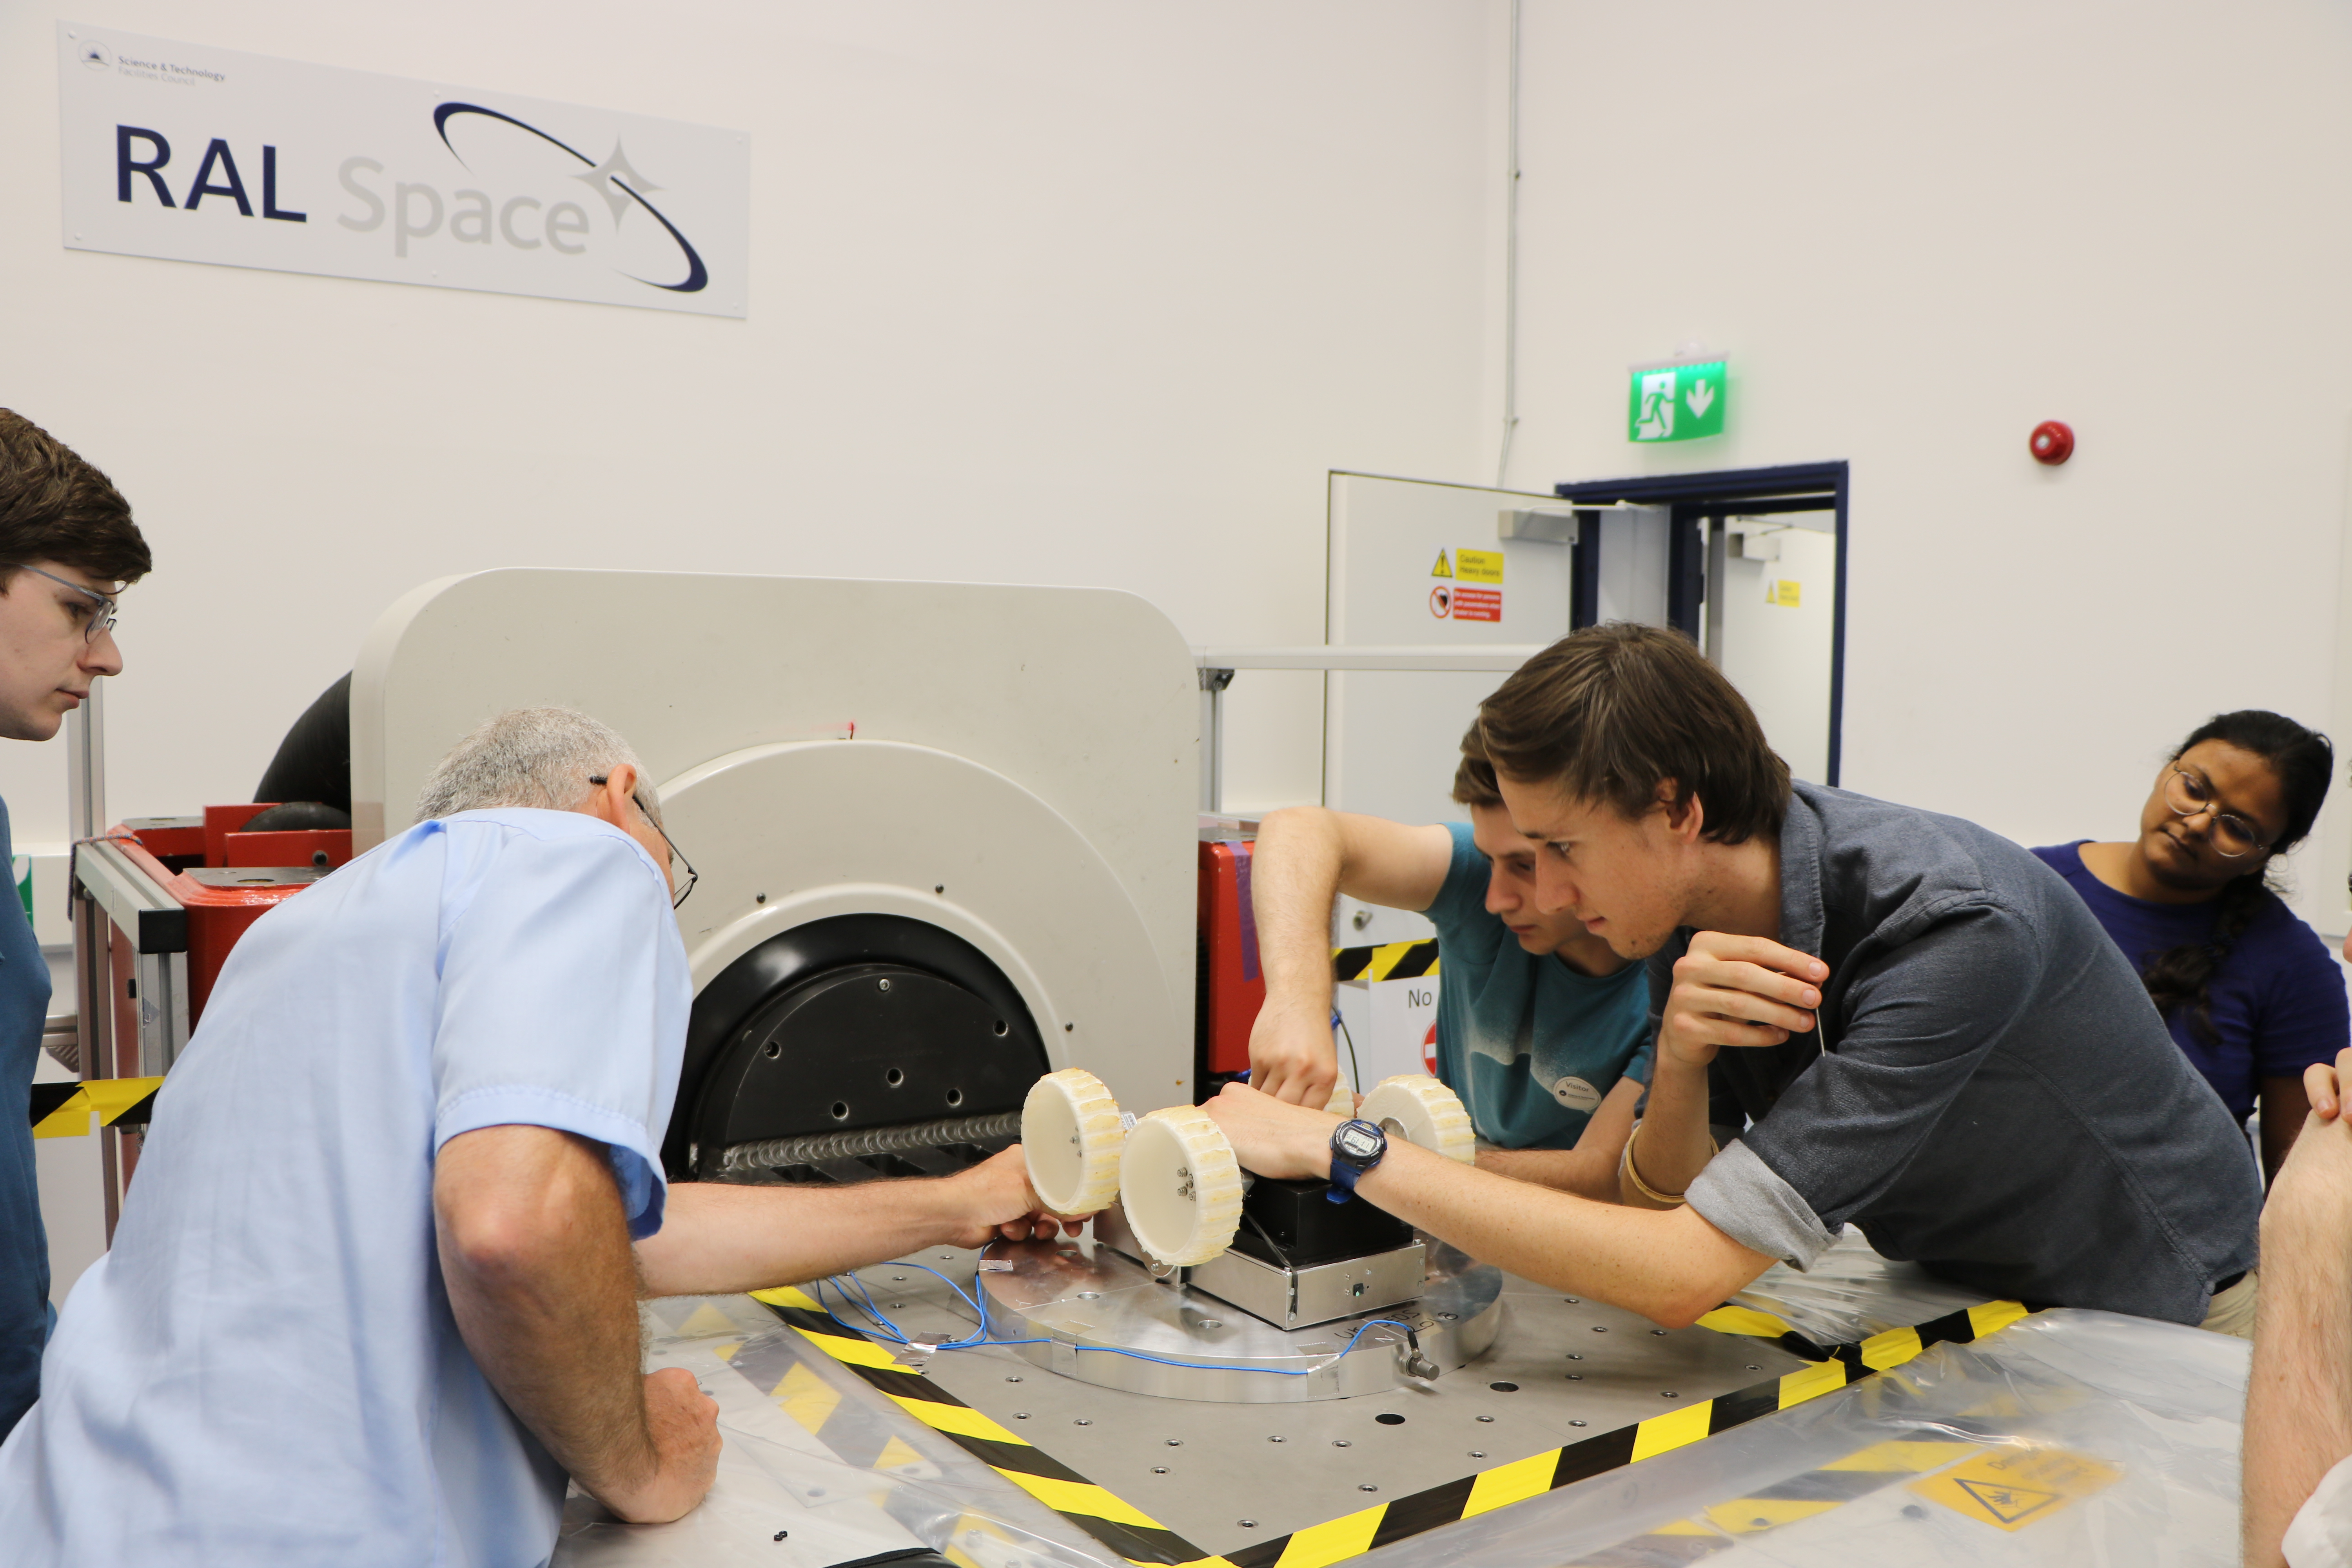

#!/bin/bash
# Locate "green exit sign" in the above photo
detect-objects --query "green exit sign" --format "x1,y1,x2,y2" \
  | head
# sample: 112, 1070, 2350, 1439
1628, 358, 1726, 443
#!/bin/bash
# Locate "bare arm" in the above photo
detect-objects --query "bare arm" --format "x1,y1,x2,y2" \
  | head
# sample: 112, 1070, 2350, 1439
1204, 1082, 1771, 1326
435, 1125, 720, 1524
1249, 808, 1455, 1105
1477, 1074, 1642, 1201
2262, 1074, 2313, 1189
2243, 1051, 2352, 1565
634, 1146, 1071, 1297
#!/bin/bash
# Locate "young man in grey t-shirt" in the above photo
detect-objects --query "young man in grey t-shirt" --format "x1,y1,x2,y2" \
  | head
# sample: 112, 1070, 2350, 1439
1205, 624, 2259, 1330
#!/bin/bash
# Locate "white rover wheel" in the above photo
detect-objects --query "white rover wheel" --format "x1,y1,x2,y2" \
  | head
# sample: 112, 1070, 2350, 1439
1117, 1105, 1245, 1267
1021, 1068, 1127, 1216
1358, 1074, 1476, 1164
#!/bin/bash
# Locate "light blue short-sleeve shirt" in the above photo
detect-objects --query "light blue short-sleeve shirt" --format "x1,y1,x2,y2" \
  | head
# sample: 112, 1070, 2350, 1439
1426, 822, 1653, 1149
0, 808, 690, 1567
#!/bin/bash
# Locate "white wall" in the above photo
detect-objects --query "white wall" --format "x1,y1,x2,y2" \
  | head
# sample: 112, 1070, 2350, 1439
0, 1, 1510, 841
1501, 0, 2352, 929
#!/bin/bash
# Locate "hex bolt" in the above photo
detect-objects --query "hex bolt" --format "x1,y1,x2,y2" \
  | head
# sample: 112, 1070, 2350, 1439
1333, 1440, 1352, 1448
1570, 1420, 1587, 1428
1152, 1466, 1168, 1474
1238, 1519, 1257, 1528
1167, 1439, 1182, 1447
1014, 1412, 1030, 1419
1469, 1450, 1485, 1459
1661, 1391, 1679, 1399
1476, 1415, 1495, 1423
1359, 1484, 1379, 1494
1268, 1436, 1285, 1443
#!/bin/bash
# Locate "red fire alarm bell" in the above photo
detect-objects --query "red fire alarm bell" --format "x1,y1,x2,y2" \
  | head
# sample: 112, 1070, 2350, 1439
2029, 421, 2074, 465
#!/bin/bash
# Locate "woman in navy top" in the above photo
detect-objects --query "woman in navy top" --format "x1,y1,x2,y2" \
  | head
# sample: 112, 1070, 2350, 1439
2035, 710, 2344, 1184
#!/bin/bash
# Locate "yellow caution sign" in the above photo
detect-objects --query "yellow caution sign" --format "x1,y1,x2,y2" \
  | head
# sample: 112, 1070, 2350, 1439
1430, 549, 1453, 579
1456, 548, 1504, 584
1909, 1443, 2119, 1531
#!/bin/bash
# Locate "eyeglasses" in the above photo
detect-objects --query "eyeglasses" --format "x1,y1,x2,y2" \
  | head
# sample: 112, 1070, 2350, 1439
2161, 764, 2272, 859
589, 775, 698, 908
17, 566, 117, 644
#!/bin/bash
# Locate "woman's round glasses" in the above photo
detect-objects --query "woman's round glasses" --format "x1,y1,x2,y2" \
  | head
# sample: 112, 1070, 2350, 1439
2161, 765, 2270, 859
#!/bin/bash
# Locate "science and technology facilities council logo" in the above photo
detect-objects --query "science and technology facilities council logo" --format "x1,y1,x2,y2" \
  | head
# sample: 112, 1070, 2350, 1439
430, 103, 707, 294
79, 41, 111, 71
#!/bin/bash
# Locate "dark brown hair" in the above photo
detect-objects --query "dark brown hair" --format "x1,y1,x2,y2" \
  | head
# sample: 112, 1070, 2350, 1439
0, 410, 152, 586
1477, 622, 1789, 844
2140, 710, 2332, 1046
1450, 720, 1502, 808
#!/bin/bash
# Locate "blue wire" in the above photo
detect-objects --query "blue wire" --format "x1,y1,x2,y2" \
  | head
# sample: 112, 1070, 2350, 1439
818, 1262, 1412, 1378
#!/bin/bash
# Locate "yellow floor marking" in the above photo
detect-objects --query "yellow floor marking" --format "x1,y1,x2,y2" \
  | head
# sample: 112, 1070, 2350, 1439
1859, 1326, 1923, 1370
1463, 1450, 1561, 1516
1275, 1503, 1386, 1568
1631, 1401, 1714, 1461
1820, 1439, 1975, 1473
1706, 1496, 1842, 1534
890, 1393, 1025, 1444
1910, 1443, 2118, 1532
1696, 1305, 1794, 1338
1648, 1517, 1719, 1536
994, 1470, 1169, 1528
874, 1434, 932, 1472
1777, 1359, 1849, 1408
773, 1361, 842, 1432
677, 1301, 740, 1338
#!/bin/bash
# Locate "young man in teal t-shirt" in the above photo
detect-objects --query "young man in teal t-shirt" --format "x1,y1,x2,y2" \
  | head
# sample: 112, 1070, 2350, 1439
1248, 724, 1652, 1197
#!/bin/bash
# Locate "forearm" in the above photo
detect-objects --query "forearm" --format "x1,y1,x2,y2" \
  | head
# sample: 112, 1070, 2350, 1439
2244, 1194, 2352, 1565
637, 1178, 965, 1298
1356, 1141, 1769, 1326
1622, 1053, 1714, 1207
1477, 1078, 1640, 1201
1476, 1144, 1619, 1200
1250, 809, 1346, 1018
436, 1134, 652, 1500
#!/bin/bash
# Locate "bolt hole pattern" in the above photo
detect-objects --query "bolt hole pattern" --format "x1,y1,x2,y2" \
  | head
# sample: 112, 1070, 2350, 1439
946, 1088, 964, 1107
830, 1101, 849, 1120
887, 1067, 904, 1087
994, 1020, 1009, 1036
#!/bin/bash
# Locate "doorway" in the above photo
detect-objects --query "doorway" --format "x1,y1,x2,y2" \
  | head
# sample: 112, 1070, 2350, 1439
1555, 462, 1849, 786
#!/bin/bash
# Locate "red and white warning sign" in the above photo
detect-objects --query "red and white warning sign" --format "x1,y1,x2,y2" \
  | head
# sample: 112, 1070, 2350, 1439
1450, 587, 1501, 623
1429, 585, 1452, 618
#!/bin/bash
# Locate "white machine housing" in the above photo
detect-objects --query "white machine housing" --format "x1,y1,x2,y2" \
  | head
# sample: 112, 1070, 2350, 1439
350, 569, 1198, 1117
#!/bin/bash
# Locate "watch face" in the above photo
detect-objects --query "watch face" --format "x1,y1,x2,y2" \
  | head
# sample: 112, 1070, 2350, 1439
1336, 1123, 1381, 1160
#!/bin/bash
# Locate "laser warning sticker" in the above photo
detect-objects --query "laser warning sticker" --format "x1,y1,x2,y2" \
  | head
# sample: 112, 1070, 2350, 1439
1909, 1443, 2119, 1531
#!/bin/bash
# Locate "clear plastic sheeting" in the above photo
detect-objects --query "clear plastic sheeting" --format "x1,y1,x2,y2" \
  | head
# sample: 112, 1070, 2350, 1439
1724, 1226, 1990, 1347
555, 1294, 1121, 1568
1356, 1309, 2250, 1568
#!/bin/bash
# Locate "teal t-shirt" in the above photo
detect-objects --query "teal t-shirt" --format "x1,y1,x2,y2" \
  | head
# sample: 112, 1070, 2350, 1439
1425, 822, 1654, 1150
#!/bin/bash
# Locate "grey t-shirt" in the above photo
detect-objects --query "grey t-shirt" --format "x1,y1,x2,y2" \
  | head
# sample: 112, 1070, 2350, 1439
1661, 782, 2260, 1326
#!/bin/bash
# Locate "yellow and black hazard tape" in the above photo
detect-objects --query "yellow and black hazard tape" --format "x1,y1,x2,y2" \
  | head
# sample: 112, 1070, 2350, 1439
1330, 939, 1438, 984
29, 1076, 161, 1138
751, 1287, 1233, 1568
750, 1283, 2028, 1568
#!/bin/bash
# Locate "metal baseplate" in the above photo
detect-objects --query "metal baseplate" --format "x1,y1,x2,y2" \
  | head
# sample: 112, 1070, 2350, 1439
733, 1232, 2032, 1568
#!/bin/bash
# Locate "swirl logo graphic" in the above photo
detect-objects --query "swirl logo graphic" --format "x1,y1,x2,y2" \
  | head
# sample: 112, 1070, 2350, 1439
432, 102, 707, 294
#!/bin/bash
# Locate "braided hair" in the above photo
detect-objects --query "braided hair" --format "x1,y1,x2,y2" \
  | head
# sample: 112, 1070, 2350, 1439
2140, 711, 2333, 1045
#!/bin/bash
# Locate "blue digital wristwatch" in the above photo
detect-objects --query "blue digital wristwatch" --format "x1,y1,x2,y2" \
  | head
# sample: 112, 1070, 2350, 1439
1326, 1118, 1388, 1203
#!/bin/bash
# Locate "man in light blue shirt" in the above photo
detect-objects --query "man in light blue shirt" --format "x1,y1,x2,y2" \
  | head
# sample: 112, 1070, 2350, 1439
1248, 724, 1652, 1198
0, 708, 1070, 1564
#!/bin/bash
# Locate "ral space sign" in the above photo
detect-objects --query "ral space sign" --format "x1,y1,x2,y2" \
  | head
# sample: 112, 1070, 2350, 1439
57, 24, 749, 318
